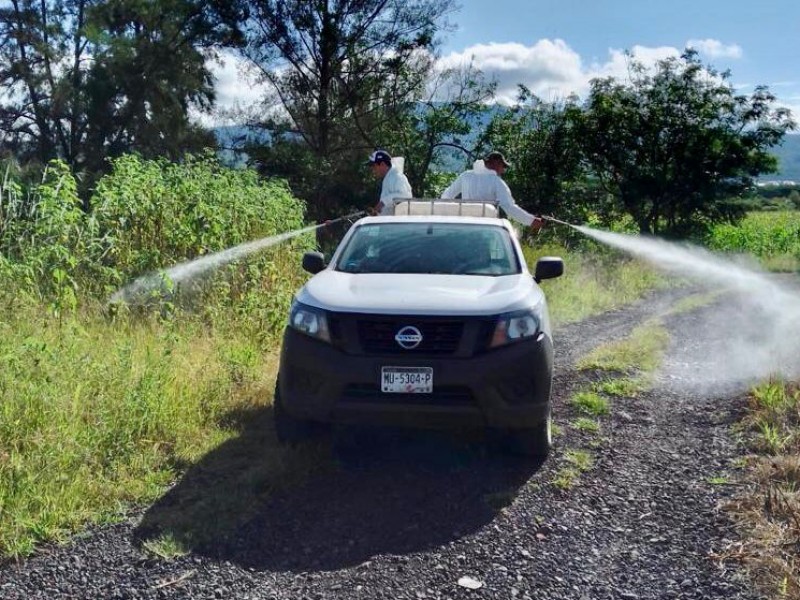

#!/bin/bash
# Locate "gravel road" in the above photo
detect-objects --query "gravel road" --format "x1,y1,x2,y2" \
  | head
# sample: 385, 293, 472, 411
0, 287, 762, 600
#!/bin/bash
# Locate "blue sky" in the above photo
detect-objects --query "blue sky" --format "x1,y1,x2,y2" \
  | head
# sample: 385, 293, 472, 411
210, 1, 799, 124
440, 0, 799, 116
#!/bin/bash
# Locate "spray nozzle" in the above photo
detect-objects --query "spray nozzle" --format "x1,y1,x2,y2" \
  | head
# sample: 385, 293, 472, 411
540, 215, 574, 227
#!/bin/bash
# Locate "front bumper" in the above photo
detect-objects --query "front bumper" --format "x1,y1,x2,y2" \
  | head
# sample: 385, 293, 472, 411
278, 326, 553, 430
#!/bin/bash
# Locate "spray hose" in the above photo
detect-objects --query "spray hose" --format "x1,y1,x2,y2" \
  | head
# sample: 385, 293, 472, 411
320, 210, 366, 227
540, 215, 576, 227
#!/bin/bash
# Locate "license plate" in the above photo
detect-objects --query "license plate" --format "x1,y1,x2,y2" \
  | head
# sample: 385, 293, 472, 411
381, 367, 433, 393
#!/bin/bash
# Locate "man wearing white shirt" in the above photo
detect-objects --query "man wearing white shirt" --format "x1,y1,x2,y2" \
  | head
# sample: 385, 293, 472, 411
367, 150, 413, 215
441, 151, 544, 231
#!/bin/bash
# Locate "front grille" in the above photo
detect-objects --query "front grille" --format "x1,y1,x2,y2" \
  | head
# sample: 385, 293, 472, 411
357, 319, 463, 355
340, 383, 475, 407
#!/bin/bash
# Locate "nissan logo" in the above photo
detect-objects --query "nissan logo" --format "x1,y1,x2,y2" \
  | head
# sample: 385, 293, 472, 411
395, 326, 423, 350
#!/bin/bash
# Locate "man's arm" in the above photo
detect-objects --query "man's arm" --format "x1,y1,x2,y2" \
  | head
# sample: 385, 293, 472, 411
495, 179, 543, 230
440, 173, 464, 199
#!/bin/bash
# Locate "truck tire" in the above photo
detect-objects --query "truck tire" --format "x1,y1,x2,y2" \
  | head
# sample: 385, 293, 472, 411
273, 380, 324, 446
499, 413, 552, 458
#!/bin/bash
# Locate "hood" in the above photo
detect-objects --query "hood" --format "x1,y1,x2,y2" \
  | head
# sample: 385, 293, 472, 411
391, 156, 405, 173
472, 159, 492, 174
298, 271, 543, 316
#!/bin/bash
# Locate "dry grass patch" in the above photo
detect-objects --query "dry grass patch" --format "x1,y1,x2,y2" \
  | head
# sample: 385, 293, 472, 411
724, 380, 800, 599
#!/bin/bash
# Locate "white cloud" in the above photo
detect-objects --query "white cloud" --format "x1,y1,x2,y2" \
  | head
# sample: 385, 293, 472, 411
191, 49, 271, 126
686, 38, 743, 59
780, 97, 800, 126
208, 50, 267, 112
590, 45, 681, 81
438, 40, 682, 104
438, 40, 586, 103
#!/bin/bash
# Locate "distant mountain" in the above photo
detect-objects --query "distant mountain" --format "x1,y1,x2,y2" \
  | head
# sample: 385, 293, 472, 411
763, 134, 800, 183
213, 121, 800, 183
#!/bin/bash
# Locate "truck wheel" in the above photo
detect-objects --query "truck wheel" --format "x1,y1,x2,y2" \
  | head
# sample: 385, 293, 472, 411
500, 413, 552, 458
273, 380, 324, 446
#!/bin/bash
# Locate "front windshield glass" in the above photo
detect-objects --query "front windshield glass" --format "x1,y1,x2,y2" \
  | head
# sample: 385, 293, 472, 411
335, 222, 521, 276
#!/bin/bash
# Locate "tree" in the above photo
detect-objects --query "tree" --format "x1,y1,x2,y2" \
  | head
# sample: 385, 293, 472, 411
580, 50, 796, 235
0, 0, 242, 177
240, 0, 455, 215
82, 0, 243, 173
480, 87, 593, 225
379, 63, 496, 196
0, 0, 93, 166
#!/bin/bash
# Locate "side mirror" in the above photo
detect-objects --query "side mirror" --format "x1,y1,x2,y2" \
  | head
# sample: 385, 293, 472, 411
534, 257, 564, 282
302, 251, 326, 274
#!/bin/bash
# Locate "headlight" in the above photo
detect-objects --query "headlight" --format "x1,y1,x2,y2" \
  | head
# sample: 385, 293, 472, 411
489, 306, 542, 349
289, 301, 331, 343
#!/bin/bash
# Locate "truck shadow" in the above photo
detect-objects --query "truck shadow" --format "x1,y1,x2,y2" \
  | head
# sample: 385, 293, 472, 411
134, 405, 543, 573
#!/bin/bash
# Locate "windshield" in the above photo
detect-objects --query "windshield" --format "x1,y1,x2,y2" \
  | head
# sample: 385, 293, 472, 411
335, 222, 521, 276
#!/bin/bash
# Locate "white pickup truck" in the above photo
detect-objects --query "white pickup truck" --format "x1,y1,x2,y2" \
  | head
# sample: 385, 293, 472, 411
274, 200, 563, 456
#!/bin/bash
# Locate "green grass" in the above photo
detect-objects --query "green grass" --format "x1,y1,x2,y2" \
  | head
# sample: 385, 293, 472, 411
744, 379, 800, 456
707, 476, 730, 485
569, 391, 610, 417
0, 295, 327, 558
553, 467, 579, 490
572, 418, 601, 433
524, 243, 668, 326
593, 377, 648, 397
142, 533, 189, 559
708, 211, 800, 273
564, 449, 594, 472
553, 450, 595, 490
577, 319, 669, 373
760, 253, 800, 273
666, 291, 724, 316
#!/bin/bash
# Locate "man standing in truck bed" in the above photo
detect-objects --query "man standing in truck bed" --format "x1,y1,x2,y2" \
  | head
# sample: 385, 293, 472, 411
367, 150, 413, 216
441, 151, 545, 231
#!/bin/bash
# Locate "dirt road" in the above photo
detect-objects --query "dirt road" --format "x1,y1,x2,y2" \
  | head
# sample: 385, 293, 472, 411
0, 287, 759, 599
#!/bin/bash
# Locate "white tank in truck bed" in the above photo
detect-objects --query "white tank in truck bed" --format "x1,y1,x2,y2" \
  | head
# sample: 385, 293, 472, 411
391, 198, 499, 218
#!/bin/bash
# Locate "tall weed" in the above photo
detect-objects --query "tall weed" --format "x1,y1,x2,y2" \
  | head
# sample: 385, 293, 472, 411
524, 242, 667, 325
708, 211, 800, 272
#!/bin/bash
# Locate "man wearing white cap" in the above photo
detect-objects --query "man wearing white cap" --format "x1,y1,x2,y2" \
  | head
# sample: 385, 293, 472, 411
441, 151, 544, 231
367, 149, 413, 215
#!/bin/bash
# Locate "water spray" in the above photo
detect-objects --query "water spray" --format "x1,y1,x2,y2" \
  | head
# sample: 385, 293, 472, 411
539, 213, 800, 389
109, 210, 364, 305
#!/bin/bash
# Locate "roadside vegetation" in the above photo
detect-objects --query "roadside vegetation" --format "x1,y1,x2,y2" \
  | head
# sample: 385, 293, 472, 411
708, 211, 800, 273
0, 157, 313, 558
726, 380, 800, 599
524, 242, 668, 326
